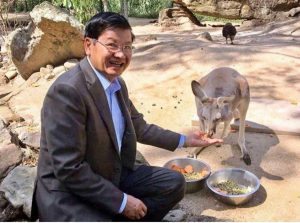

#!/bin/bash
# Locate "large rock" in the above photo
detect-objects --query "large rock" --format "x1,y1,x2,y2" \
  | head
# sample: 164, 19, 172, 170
0, 105, 23, 125
8, 2, 85, 80
0, 128, 12, 145
0, 166, 37, 218
12, 126, 41, 149
184, 0, 300, 20
287, 6, 300, 16
163, 209, 187, 222
0, 119, 5, 130
0, 144, 22, 179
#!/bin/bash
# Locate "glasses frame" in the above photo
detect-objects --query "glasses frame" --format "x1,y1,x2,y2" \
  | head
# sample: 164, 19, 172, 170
92, 39, 133, 54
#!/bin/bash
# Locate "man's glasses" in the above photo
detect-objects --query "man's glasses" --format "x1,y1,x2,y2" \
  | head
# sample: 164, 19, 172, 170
93, 39, 133, 54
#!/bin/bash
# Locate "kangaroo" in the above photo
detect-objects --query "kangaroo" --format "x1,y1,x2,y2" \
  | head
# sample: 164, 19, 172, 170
191, 67, 251, 165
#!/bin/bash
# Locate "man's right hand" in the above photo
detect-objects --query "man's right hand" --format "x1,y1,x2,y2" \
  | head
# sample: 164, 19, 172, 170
184, 130, 223, 148
122, 195, 147, 220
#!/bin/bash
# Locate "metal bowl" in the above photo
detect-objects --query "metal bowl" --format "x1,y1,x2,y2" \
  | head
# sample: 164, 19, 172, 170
163, 157, 211, 193
206, 168, 260, 205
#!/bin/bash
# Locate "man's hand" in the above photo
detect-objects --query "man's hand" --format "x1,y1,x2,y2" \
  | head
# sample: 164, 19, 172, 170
184, 130, 223, 147
122, 195, 147, 220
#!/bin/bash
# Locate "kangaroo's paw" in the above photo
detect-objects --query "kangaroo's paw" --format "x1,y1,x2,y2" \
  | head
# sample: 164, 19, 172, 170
187, 153, 196, 158
242, 153, 251, 165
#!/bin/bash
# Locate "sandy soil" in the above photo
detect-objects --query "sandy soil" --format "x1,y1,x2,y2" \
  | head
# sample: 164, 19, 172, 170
123, 17, 300, 221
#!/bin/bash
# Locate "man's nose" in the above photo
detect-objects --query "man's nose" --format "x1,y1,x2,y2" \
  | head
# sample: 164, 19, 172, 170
113, 50, 126, 58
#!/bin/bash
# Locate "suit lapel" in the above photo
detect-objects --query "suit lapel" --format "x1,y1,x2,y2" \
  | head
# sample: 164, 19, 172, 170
116, 90, 134, 134
117, 82, 137, 169
79, 57, 119, 153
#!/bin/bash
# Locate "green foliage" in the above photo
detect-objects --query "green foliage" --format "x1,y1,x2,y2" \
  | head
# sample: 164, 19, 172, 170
128, 0, 171, 18
14, 1, 26, 12
105, 0, 171, 19
108, 0, 121, 12
14, 0, 170, 23
51, 0, 170, 22
52, 0, 102, 23
14, 0, 51, 12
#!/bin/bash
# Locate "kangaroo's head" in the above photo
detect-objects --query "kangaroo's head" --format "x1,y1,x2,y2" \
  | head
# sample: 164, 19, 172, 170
191, 80, 235, 137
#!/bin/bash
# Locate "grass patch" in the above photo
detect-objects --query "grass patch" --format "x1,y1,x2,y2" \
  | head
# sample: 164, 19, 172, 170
195, 13, 244, 25
129, 12, 159, 19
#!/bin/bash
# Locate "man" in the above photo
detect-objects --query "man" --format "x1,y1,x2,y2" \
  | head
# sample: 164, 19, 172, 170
33, 12, 222, 221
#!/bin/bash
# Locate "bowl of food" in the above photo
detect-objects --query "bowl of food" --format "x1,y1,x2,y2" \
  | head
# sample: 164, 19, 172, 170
163, 157, 211, 193
206, 168, 260, 205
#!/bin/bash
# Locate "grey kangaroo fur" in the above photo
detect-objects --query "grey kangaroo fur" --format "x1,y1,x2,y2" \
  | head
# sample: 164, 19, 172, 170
191, 67, 251, 165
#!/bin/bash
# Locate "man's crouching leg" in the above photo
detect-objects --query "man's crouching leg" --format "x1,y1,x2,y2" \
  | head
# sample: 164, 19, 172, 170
119, 165, 186, 221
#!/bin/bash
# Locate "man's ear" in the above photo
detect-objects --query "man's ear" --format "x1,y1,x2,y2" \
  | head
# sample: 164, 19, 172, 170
84, 37, 93, 56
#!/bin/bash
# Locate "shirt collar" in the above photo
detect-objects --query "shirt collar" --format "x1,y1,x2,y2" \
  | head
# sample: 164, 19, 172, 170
87, 57, 121, 94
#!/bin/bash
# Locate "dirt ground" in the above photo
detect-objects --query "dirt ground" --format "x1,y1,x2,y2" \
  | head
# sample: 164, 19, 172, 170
124, 17, 300, 221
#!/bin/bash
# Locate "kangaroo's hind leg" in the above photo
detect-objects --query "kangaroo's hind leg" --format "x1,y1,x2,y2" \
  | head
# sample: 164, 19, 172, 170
237, 98, 251, 165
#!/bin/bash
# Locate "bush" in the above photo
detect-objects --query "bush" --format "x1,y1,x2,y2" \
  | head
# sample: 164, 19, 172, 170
16, 0, 171, 23
14, 0, 51, 12
129, 0, 171, 18
51, 0, 102, 23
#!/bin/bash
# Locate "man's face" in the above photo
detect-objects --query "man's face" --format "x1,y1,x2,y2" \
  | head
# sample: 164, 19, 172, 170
84, 28, 133, 81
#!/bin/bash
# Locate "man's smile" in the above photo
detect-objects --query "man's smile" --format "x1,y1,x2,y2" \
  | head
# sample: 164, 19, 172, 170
109, 60, 124, 67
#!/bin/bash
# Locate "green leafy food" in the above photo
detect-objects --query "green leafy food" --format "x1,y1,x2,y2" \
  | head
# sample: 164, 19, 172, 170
212, 180, 252, 195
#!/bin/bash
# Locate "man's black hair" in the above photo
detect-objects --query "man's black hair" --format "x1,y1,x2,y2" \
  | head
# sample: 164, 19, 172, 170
84, 12, 135, 41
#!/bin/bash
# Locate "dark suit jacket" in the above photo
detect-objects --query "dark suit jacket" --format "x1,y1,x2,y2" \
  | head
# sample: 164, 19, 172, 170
34, 57, 181, 221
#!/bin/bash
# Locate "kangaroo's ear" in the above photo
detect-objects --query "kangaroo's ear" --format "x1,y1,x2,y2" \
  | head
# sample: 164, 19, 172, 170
191, 80, 206, 99
192, 80, 213, 104
217, 95, 235, 107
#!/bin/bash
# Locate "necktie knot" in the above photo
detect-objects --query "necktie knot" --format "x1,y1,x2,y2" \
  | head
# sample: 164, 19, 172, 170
108, 80, 120, 95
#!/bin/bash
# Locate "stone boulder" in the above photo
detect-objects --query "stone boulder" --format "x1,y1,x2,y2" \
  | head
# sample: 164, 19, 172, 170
0, 105, 24, 125
287, 6, 300, 16
197, 32, 213, 41
0, 166, 37, 218
163, 209, 187, 222
12, 125, 41, 149
8, 1, 85, 80
0, 128, 12, 145
0, 144, 23, 179
183, 0, 300, 20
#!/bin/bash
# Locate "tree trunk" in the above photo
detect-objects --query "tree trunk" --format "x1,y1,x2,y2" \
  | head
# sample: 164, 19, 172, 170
120, 0, 129, 19
102, 0, 109, 12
